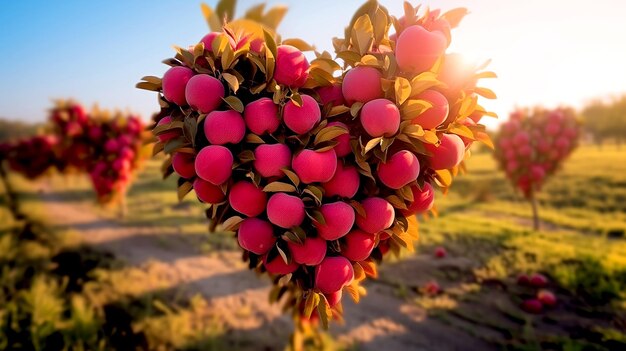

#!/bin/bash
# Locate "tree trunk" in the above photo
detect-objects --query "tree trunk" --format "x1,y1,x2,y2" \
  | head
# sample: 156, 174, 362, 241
530, 194, 540, 231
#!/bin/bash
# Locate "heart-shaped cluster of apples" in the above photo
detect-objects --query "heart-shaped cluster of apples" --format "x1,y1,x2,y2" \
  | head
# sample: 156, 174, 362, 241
0, 101, 148, 204
138, 0, 496, 327
494, 108, 580, 198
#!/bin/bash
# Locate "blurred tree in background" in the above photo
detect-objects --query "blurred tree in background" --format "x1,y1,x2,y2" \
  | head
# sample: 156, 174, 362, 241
0, 118, 41, 142
582, 95, 626, 148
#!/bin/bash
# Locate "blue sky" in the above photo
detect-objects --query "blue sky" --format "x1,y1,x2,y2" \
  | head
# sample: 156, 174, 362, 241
1, 0, 625, 126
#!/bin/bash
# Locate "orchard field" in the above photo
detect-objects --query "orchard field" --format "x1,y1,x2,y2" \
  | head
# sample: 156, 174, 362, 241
2, 143, 625, 350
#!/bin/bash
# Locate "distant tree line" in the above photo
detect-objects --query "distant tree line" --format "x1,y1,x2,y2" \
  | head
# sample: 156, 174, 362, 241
0, 118, 41, 142
581, 95, 626, 147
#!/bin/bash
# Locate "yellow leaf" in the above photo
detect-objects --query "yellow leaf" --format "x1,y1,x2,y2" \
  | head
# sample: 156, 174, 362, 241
317, 295, 332, 329
261, 6, 288, 30
474, 71, 497, 80
372, 7, 388, 42
351, 14, 374, 55
416, 130, 439, 145
244, 3, 265, 22
327, 105, 350, 117
344, 283, 361, 303
352, 262, 366, 281
434, 169, 453, 187
221, 216, 243, 232
222, 96, 244, 112
303, 292, 320, 318
475, 87, 497, 99
441, 8, 469, 28
215, 0, 236, 22
177, 181, 193, 201
245, 133, 265, 144
410, 71, 442, 94
314, 125, 348, 146
282, 38, 314, 51
263, 182, 297, 193
360, 54, 379, 66
363, 137, 382, 155
401, 99, 432, 119
200, 3, 222, 32
475, 131, 495, 149
222, 73, 239, 93
394, 77, 412, 105
448, 124, 474, 140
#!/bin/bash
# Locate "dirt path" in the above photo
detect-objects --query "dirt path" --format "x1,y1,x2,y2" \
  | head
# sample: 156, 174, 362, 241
38, 184, 494, 351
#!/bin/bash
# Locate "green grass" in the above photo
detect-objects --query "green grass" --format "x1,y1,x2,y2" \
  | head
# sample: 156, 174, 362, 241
413, 144, 626, 349
3, 144, 625, 350
0, 170, 232, 350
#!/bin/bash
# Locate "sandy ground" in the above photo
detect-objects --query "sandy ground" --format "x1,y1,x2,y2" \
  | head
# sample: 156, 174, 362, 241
39, 184, 493, 351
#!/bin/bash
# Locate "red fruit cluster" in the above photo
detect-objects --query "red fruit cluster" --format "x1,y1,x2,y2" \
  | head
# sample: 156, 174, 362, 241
139, 0, 496, 326
0, 101, 147, 205
1, 135, 59, 178
85, 115, 145, 203
517, 273, 557, 314
494, 108, 580, 198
